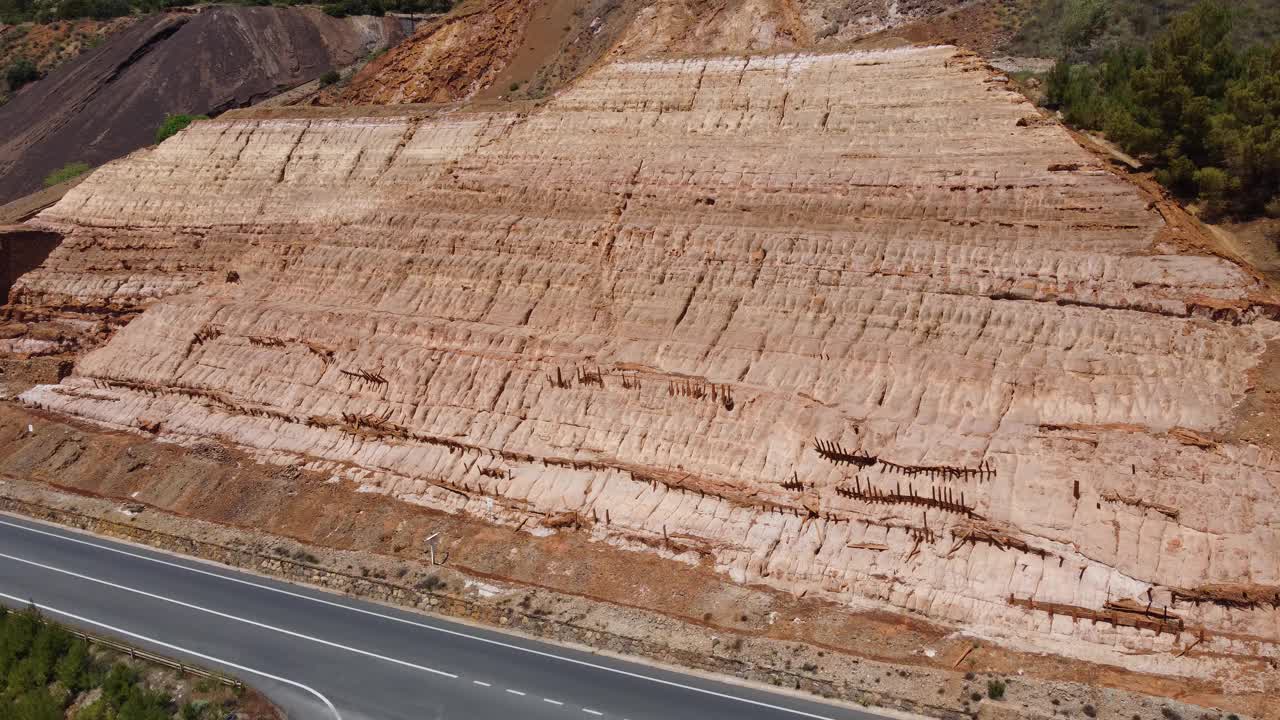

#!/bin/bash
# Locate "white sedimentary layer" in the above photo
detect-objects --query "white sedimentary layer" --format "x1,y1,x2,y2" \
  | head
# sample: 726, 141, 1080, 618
17, 47, 1280, 682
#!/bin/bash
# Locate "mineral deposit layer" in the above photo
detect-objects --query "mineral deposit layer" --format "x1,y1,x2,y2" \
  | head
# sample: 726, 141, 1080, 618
18, 47, 1280, 681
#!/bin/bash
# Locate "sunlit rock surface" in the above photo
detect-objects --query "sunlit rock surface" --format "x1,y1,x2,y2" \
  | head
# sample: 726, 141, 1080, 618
16, 46, 1280, 682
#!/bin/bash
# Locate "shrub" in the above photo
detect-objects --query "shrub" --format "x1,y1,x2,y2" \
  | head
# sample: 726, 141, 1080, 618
102, 663, 140, 708
291, 549, 320, 564
414, 574, 446, 592
54, 638, 89, 691
43, 161, 91, 187
75, 698, 112, 720
1192, 165, 1237, 219
987, 678, 1006, 700
154, 113, 208, 144
11, 688, 62, 720
5, 57, 38, 89
319, 70, 340, 86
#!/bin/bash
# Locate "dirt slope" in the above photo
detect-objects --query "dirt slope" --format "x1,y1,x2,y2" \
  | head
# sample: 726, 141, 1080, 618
0, 6, 410, 205
322, 0, 543, 105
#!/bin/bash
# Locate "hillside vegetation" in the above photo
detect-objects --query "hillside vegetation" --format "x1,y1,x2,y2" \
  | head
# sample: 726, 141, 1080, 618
1007, 0, 1280, 62
1024, 0, 1279, 219
0, 605, 256, 720
0, 18, 132, 100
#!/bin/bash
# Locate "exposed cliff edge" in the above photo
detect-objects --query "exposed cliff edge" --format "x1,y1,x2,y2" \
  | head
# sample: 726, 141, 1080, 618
0, 6, 412, 205
8, 47, 1279, 701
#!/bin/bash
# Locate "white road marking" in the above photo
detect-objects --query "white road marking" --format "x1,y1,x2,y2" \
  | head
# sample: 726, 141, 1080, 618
0, 590, 342, 720
583, 710, 604, 716
0, 550, 458, 679
544, 698, 565, 705
506, 689, 526, 696
473, 681, 492, 687
0, 517, 842, 720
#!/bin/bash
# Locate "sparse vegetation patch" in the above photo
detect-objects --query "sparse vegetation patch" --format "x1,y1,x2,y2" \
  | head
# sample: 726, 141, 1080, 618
43, 160, 91, 186
5, 56, 38, 89
154, 113, 208, 144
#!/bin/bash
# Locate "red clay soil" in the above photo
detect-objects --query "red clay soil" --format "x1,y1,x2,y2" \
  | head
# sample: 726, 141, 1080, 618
0, 7, 409, 205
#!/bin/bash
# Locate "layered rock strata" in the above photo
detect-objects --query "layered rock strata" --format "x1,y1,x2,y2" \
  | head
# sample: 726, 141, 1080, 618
14, 46, 1280, 686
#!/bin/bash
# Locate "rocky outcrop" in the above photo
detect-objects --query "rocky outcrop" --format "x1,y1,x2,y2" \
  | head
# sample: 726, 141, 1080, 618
0, 6, 410, 205
12, 46, 1280, 689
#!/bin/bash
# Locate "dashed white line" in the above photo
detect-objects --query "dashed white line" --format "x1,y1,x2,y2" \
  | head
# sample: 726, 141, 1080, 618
0, 591, 342, 720
583, 710, 604, 716
506, 689, 527, 696
0, 517, 843, 720
473, 681, 492, 687
544, 699, 565, 706
0, 550, 459, 679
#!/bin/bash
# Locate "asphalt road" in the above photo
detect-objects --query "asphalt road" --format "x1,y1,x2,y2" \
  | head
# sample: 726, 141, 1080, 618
0, 513, 890, 720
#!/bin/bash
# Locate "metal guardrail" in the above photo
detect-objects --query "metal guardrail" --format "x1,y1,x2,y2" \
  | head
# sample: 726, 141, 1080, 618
35, 617, 243, 690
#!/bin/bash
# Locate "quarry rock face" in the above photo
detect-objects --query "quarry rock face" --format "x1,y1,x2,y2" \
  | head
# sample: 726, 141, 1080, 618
13, 46, 1280, 686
